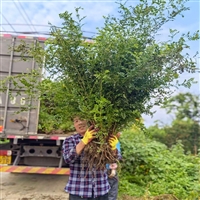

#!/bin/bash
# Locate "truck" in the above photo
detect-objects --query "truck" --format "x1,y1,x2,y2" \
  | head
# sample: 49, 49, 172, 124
0, 34, 89, 175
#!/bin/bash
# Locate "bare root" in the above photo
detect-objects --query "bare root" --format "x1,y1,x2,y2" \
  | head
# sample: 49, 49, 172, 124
81, 138, 118, 171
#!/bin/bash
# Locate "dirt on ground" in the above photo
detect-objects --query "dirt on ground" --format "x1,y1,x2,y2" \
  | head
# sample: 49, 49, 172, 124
0, 172, 69, 200
1, 173, 185, 200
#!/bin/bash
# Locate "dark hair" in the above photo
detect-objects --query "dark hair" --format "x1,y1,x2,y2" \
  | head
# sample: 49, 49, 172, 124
70, 115, 79, 121
71, 114, 87, 122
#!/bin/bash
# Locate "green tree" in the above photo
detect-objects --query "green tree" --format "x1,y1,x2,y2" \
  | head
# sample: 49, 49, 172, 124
2, 0, 199, 168
38, 79, 76, 133
162, 92, 200, 121
165, 120, 200, 154
149, 120, 200, 154
149, 93, 200, 154
162, 93, 200, 154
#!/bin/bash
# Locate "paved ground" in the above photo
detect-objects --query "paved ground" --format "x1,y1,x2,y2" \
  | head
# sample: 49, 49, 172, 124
0, 172, 69, 200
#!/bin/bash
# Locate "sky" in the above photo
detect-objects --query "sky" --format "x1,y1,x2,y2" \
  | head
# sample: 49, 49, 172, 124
1, 0, 200, 127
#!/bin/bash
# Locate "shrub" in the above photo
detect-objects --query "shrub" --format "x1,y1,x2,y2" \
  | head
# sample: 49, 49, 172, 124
119, 129, 200, 199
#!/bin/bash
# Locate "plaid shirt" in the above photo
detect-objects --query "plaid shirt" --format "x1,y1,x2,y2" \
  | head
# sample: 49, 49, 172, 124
62, 133, 110, 198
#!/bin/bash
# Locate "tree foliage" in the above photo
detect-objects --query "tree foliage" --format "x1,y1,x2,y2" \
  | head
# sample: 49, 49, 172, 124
149, 119, 200, 154
43, 0, 199, 135
1, 0, 199, 169
149, 93, 200, 154
2, 0, 199, 135
38, 79, 76, 133
119, 129, 200, 199
162, 92, 200, 121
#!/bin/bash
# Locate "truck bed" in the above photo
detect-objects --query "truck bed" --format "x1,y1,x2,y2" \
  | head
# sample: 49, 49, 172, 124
0, 131, 75, 140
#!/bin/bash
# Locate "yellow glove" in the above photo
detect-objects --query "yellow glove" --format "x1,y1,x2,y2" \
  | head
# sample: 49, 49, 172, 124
82, 128, 96, 145
109, 135, 119, 150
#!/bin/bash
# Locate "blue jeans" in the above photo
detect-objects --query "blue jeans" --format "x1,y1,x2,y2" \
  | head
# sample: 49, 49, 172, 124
108, 176, 118, 200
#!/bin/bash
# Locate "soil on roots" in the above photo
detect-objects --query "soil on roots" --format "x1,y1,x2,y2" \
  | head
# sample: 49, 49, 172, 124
81, 139, 118, 171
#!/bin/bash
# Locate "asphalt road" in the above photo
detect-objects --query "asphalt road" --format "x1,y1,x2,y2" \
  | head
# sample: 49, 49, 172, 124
0, 172, 69, 200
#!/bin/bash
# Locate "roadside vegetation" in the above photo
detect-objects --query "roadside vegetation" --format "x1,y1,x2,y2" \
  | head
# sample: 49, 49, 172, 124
118, 128, 200, 200
118, 93, 200, 200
